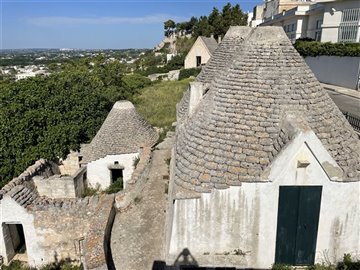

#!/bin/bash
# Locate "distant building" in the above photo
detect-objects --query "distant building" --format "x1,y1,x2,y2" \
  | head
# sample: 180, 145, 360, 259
184, 36, 218, 69
261, 3, 324, 42
258, 0, 360, 43
251, 4, 265, 27
319, 0, 360, 42
263, 0, 313, 20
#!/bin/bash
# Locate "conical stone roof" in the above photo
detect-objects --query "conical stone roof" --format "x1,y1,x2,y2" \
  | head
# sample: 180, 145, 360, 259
174, 26, 360, 193
83, 101, 158, 163
176, 27, 252, 123
196, 26, 253, 84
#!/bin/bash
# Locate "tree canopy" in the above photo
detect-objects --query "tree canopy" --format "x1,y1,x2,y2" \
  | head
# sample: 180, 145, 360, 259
164, 2, 248, 39
0, 59, 151, 187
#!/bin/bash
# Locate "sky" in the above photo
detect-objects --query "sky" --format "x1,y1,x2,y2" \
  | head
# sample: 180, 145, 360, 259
0, 0, 262, 49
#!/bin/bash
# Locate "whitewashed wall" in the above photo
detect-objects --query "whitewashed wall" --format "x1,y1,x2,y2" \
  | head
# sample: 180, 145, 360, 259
168, 132, 360, 268
0, 197, 46, 267
321, 0, 360, 43
87, 153, 139, 189
184, 39, 212, 69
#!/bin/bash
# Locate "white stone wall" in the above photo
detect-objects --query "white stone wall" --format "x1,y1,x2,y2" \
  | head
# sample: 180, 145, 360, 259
87, 153, 139, 189
0, 197, 46, 267
34, 175, 77, 199
184, 38, 212, 69
321, 0, 360, 43
168, 132, 360, 268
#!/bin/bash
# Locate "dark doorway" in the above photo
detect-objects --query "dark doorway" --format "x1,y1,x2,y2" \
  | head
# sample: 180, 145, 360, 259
110, 169, 123, 183
196, 56, 202, 67
275, 186, 322, 266
3, 223, 27, 263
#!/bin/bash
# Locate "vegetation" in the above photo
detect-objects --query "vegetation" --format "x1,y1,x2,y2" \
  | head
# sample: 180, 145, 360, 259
294, 39, 360, 57
0, 59, 151, 187
133, 78, 191, 129
105, 178, 123, 194
178, 68, 201, 80
82, 185, 99, 197
271, 254, 360, 270
135, 52, 186, 76
164, 2, 248, 40
272, 264, 293, 270
2, 260, 83, 270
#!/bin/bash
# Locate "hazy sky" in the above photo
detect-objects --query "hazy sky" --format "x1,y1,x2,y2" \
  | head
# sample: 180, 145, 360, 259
1, 0, 262, 49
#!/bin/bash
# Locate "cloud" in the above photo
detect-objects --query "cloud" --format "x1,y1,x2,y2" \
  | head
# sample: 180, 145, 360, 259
26, 14, 187, 26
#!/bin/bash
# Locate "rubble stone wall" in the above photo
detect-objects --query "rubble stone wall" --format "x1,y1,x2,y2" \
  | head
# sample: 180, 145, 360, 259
31, 195, 114, 268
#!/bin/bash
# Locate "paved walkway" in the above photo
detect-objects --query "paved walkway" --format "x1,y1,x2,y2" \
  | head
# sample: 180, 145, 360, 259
111, 134, 174, 270
321, 83, 360, 99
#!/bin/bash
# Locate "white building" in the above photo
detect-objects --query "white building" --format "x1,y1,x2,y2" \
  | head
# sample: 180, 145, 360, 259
168, 26, 360, 269
80, 101, 158, 190
260, 0, 360, 43
184, 36, 218, 69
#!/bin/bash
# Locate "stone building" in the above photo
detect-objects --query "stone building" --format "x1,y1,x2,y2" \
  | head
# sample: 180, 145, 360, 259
184, 36, 218, 69
0, 100, 158, 269
167, 26, 360, 268
0, 159, 114, 269
81, 101, 158, 190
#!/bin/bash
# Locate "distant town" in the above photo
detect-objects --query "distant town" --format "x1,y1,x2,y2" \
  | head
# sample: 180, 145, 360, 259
0, 49, 149, 81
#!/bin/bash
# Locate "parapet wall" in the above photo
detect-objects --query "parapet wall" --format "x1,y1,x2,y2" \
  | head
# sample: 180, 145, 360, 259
0, 159, 60, 200
30, 195, 114, 268
0, 159, 115, 269
115, 147, 152, 210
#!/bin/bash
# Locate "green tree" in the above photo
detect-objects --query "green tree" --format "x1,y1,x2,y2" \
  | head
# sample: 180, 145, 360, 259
193, 16, 213, 37
164, 19, 176, 37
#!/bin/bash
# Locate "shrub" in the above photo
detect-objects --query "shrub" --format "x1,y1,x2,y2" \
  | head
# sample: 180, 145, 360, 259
337, 253, 360, 270
82, 184, 100, 197
307, 264, 335, 270
178, 68, 201, 80
1, 260, 83, 270
2, 260, 31, 270
122, 74, 151, 94
272, 264, 293, 270
294, 40, 360, 57
105, 178, 123, 194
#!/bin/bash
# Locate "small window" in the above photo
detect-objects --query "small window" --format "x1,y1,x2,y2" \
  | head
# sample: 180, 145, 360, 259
114, 161, 119, 165
291, 23, 295, 32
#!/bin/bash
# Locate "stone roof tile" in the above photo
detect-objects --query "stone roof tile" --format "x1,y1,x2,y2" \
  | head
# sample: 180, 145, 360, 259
174, 26, 360, 192
82, 101, 158, 163
200, 36, 218, 55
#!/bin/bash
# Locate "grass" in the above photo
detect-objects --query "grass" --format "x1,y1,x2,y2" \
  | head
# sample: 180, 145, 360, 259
133, 78, 192, 129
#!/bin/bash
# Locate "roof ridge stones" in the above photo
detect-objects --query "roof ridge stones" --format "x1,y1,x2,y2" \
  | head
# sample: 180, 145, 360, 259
82, 101, 159, 163
199, 36, 218, 55
174, 26, 360, 193
176, 27, 253, 123
196, 26, 253, 84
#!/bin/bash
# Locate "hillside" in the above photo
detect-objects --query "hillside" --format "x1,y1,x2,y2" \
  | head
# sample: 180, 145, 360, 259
133, 78, 191, 130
